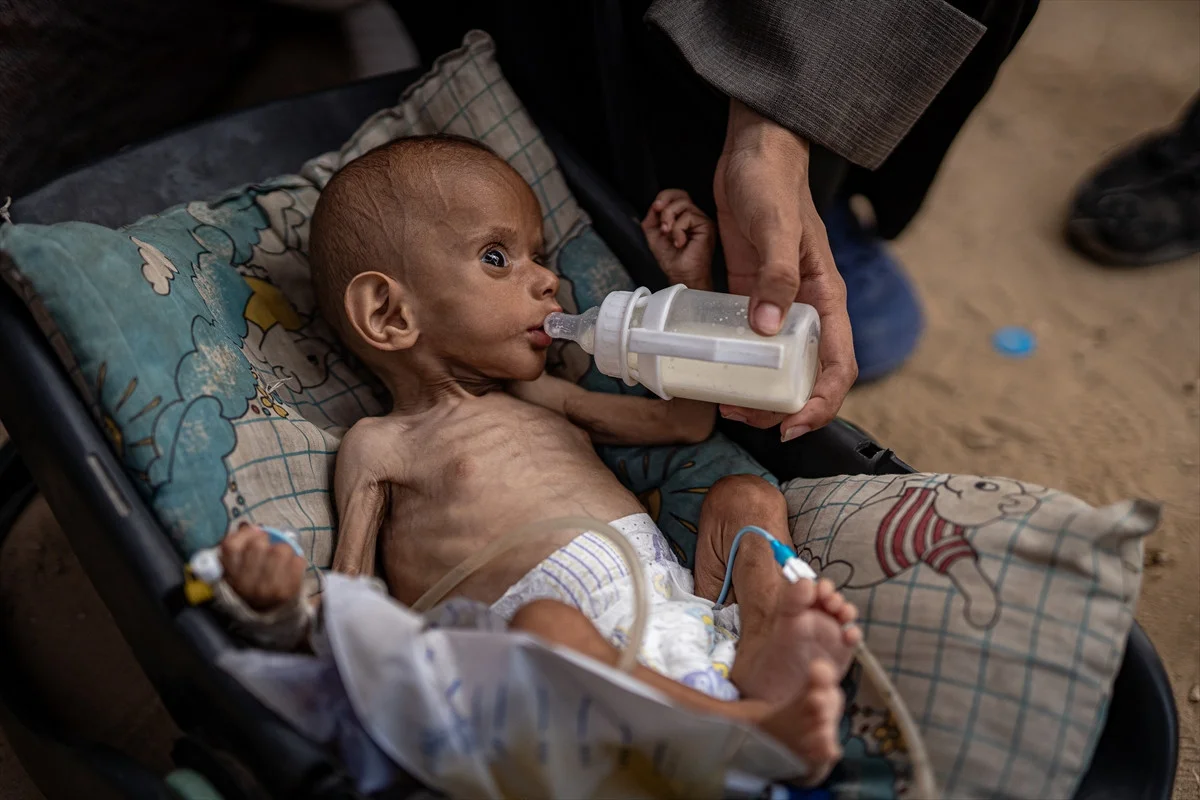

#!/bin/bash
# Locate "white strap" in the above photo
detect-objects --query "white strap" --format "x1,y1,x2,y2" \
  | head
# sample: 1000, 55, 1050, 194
627, 329, 784, 369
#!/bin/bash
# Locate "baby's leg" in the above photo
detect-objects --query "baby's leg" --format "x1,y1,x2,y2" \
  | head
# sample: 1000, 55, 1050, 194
694, 475, 860, 706
509, 599, 844, 782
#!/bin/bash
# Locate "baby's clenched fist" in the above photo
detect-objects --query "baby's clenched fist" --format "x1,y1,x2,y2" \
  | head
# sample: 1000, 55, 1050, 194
642, 189, 715, 291
220, 523, 306, 611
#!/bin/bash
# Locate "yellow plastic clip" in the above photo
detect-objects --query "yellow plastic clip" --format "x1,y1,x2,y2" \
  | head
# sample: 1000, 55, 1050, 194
183, 566, 214, 606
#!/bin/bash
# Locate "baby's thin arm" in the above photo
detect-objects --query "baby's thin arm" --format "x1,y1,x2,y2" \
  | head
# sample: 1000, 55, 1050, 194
331, 424, 391, 577
510, 373, 716, 446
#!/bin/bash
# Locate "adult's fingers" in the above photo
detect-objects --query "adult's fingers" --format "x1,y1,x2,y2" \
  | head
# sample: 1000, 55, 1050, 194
718, 268, 855, 439
718, 343, 855, 440
779, 296, 857, 438
780, 360, 856, 437
746, 212, 802, 336
718, 404, 785, 429
777, 213, 856, 435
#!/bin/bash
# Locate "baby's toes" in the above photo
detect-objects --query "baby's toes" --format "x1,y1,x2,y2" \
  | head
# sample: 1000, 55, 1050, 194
800, 725, 842, 765
806, 658, 838, 691
798, 681, 845, 769
814, 582, 855, 616
815, 578, 838, 605
833, 596, 858, 626
842, 623, 862, 649
824, 593, 861, 646
804, 681, 844, 725
820, 588, 845, 617
777, 577, 818, 615
815, 581, 852, 617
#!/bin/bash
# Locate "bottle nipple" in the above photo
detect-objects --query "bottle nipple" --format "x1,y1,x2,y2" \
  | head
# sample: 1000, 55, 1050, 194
544, 307, 599, 353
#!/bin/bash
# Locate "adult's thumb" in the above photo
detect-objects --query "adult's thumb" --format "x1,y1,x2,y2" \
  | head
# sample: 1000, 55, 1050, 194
749, 223, 801, 335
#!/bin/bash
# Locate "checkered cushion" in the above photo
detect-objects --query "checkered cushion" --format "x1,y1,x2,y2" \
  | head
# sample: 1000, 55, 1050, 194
786, 473, 1153, 798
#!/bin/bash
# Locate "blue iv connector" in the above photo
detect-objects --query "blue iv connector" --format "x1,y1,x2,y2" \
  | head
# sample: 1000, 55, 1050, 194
714, 525, 818, 606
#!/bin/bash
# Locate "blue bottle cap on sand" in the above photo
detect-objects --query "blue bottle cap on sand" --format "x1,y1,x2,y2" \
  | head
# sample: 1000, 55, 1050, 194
992, 326, 1036, 358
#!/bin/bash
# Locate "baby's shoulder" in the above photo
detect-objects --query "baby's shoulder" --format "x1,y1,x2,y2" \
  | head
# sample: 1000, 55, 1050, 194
339, 415, 410, 457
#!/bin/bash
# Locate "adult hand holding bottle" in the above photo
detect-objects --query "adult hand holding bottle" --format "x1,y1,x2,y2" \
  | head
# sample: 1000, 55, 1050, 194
714, 99, 858, 441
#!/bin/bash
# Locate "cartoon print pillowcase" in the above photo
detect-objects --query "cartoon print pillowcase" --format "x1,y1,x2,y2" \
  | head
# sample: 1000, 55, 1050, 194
784, 472, 1153, 799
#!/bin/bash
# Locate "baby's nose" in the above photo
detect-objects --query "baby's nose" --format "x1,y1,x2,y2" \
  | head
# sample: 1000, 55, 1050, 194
533, 263, 559, 297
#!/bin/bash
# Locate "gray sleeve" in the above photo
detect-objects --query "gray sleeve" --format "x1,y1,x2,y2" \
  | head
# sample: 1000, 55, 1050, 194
645, 0, 985, 169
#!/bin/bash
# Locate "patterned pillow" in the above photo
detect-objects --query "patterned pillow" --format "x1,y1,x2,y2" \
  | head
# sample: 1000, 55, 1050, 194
1, 180, 366, 566
785, 473, 1154, 799
0, 30, 768, 569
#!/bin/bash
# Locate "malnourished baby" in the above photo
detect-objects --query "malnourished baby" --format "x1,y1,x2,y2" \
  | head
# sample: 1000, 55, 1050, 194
220, 134, 860, 780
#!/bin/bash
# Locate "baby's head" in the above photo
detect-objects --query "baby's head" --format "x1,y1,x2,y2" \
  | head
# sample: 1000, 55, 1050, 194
310, 134, 560, 385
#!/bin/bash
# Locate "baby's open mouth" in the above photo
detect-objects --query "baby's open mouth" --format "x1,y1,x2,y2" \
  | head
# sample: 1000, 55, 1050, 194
528, 323, 553, 349
527, 310, 559, 349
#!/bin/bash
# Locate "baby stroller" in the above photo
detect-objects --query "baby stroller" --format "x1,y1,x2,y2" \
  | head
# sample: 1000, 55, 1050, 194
0, 67, 1179, 799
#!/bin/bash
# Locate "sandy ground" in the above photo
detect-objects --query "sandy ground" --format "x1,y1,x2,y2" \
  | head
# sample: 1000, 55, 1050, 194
846, 4, 1200, 795
1, 1, 1198, 797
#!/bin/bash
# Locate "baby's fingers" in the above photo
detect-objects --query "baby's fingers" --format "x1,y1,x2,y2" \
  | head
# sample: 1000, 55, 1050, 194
224, 521, 265, 551
659, 197, 695, 233
670, 209, 710, 248
641, 206, 662, 235
265, 543, 306, 601
651, 188, 690, 213
221, 522, 266, 574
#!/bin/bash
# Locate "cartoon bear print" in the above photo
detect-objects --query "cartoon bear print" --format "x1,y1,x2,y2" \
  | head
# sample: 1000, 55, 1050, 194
818, 476, 1041, 629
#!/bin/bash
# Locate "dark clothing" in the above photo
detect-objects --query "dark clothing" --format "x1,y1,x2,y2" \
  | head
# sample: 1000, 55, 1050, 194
842, 0, 1040, 238
400, 0, 1038, 239
0, 0, 259, 199
645, 0, 985, 171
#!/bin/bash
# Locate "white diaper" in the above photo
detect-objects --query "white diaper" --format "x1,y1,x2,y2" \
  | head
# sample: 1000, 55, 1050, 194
490, 513, 742, 700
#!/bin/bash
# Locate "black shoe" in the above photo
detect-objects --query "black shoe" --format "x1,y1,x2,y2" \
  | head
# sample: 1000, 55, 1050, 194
1067, 98, 1200, 267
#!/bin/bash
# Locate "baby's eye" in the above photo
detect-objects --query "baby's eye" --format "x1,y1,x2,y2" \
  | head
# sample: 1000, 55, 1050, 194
481, 248, 509, 268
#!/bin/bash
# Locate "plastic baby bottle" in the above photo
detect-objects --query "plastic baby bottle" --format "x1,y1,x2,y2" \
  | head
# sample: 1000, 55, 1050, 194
544, 285, 821, 414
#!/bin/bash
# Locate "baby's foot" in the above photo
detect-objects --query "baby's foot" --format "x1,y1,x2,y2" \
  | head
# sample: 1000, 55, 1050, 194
756, 659, 845, 785
733, 579, 861, 705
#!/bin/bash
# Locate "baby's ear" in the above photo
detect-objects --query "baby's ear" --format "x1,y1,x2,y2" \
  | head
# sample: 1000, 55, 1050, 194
343, 271, 419, 352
